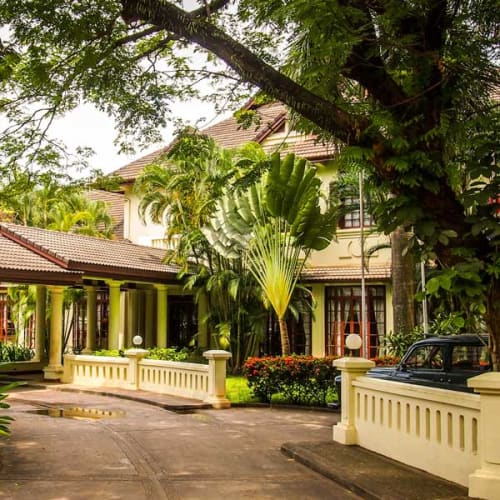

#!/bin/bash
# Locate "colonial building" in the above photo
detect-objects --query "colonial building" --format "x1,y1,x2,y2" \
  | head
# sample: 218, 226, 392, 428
106, 101, 393, 358
0, 102, 394, 375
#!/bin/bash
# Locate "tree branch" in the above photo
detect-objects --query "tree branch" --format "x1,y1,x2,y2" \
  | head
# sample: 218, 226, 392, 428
190, 0, 231, 18
120, 0, 361, 144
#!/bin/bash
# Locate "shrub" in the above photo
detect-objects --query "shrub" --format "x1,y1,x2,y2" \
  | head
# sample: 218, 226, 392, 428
0, 343, 35, 362
94, 349, 125, 357
242, 355, 338, 406
147, 347, 190, 362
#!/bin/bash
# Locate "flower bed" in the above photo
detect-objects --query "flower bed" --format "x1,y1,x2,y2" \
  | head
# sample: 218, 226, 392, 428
242, 355, 338, 406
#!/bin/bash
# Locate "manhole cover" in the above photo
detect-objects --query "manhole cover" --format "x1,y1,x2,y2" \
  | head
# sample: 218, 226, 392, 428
26, 407, 125, 420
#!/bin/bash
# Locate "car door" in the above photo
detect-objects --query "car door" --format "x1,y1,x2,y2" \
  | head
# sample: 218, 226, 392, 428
400, 344, 447, 386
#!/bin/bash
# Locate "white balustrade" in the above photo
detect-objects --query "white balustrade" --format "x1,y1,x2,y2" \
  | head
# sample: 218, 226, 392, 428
334, 357, 500, 499
62, 349, 231, 408
138, 359, 209, 400
352, 376, 480, 486
62, 354, 130, 388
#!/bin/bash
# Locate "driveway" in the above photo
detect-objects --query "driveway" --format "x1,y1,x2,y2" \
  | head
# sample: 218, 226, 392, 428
0, 387, 360, 499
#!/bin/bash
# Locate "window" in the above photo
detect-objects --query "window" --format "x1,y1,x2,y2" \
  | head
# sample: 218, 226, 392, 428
451, 345, 490, 371
339, 196, 375, 229
325, 286, 385, 357
405, 346, 444, 370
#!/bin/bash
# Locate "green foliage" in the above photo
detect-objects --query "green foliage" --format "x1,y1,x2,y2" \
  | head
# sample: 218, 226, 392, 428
0, 379, 24, 437
383, 330, 425, 358
242, 355, 338, 406
147, 347, 190, 362
94, 349, 125, 357
204, 152, 336, 355
0, 343, 34, 362
225, 375, 259, 404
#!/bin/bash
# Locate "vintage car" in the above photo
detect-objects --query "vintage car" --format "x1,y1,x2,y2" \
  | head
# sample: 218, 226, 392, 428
367, 334, 491, 392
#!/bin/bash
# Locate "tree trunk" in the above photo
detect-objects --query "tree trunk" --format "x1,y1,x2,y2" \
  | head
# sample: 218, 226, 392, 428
486, 278, 500, 371
391, 226, 415, 335
278, 317, 291, 356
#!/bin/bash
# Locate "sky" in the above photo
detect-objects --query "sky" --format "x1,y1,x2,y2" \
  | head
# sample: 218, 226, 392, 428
50, 98, 224, 176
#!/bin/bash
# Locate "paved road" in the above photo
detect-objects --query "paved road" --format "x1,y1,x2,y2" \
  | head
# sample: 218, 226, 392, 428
0, 387, 360, 499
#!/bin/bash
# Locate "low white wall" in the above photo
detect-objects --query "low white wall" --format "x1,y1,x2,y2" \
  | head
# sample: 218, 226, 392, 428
62, 349, 231, 408
353, 376, 480, 486
333, 357, 500, 499
139, 359, 209, 400
62, 355, 131, 388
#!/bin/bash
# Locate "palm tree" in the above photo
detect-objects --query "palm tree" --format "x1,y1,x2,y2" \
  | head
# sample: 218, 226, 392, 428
135, 132, 268, 369
205, 153, 337, 355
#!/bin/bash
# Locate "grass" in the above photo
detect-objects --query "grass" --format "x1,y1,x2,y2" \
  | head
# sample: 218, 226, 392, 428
225, 376, 338, 406
225, 375, 260, 404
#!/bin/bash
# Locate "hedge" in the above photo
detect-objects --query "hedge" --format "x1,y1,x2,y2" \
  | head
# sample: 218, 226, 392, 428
242, 355, 338, 406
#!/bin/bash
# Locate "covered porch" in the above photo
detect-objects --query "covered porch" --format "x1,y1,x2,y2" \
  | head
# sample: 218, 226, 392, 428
0, 223, 209, 380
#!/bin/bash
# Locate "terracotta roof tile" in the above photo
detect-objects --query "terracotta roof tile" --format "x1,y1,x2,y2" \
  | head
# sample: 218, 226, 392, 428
109, 102, 334, 182
0, 234, 82, 285
301, 265, 391, 282
0, 223, 180, 283
85, 189, 125, 239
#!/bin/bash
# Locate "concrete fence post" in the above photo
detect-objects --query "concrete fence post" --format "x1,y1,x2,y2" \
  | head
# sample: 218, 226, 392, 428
203, 350, 232, 409
468, 372, 500, 500
332, 357, 375, 445
125, 348, 149, 389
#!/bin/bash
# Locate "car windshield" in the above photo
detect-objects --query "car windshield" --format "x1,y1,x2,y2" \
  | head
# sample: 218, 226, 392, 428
451, 345, 490, 371
405, 345, 444, 370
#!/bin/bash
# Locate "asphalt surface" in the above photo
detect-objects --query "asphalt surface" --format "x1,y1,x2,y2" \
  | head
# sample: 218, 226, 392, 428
0, 383, 471, 499
1, 385, 359, 500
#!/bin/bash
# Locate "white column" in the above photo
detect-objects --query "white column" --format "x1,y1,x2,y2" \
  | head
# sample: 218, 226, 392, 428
468, 372, 500, 499
197, 292, 209, 349
144, 289, 155, 348
82, 285, 97, 354
311, 284, 325, 357
107, 280, 122, 350
43, 286, 65, 380
203, 350, 232, 409
155, 284, 168, 348
35, 285, 47, 362
332, 357, 375, 445
126, 288, 138, 348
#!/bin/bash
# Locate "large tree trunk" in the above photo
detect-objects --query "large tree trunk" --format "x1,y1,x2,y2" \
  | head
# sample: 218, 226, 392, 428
278, 318, 291, 356
486, 279, 500, 371
391, 226, 415, 335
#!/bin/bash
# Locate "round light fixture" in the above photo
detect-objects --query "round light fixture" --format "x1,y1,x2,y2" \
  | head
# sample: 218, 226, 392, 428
345, 333, 362, 351
132, 335, 143, 347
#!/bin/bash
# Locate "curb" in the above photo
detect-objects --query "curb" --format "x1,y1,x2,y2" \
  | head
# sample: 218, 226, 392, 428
281, 442, 379, 500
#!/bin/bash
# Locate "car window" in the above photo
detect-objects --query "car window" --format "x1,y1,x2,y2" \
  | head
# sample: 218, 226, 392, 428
405, 345, 444, 370
451, 345, 490, 371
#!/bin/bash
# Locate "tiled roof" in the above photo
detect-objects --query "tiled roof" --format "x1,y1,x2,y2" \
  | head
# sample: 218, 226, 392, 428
111, 146, 170, 183
262, 135, 341, 161
109, 102, 338, 181
0, 223, 180, 283
0, 235, 82, 285
300, 265, 391, 282
85, 189, 125, 239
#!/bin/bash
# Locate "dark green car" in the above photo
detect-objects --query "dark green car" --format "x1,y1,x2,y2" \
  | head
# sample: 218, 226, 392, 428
368, 334, 491, 392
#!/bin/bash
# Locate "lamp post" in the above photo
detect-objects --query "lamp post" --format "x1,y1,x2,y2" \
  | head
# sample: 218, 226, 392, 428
359, 171, 368, 358
345, 333, 363, 356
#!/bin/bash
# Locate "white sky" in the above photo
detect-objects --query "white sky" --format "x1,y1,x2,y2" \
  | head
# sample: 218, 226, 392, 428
50, 98, 225, 175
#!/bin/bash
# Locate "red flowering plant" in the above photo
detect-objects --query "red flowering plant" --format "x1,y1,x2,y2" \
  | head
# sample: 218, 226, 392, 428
370, 355, 401, 366
243, 355, 338, 405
